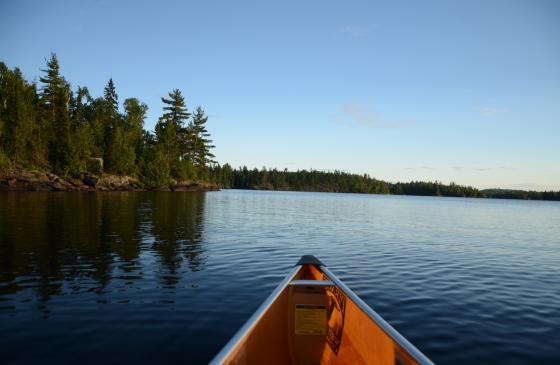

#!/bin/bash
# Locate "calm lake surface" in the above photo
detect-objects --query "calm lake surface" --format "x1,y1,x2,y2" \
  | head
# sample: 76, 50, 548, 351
1, 190, 559, 364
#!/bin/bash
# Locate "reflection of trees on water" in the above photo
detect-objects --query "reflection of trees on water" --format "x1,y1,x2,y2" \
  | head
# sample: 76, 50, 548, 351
149, 192, 206, 287
0, 192, 207, 312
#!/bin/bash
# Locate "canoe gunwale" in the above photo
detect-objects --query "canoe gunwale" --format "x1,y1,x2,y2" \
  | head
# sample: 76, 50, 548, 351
209, 259, 435, 365
209, 264, 302, 365
321, 266, 435, 365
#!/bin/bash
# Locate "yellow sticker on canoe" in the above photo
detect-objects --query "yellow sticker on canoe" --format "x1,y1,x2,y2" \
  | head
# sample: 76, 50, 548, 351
295, 304, 327, 335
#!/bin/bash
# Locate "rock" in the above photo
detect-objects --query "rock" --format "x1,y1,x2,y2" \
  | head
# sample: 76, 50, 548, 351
83, 176, 98, 187
0, 168, 220, 192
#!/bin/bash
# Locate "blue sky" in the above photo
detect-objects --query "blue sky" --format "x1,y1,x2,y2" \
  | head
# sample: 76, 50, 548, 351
1, 0, 559, 190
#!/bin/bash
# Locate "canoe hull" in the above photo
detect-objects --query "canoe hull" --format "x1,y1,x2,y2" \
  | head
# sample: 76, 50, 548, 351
210, 256, 433, 365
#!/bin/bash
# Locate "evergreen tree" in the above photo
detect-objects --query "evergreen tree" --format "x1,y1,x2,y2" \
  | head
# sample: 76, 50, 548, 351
123, 98, 147, 163
190, 106, 215, 173
39, 53, 72, 173
89, 97, 108, 159
155, 89, 190, 180
107, 98, 147, 175
103, 78, 131, 174
68, 86, 94, 173
0, 65, 44, 166
104, 78, 118, 113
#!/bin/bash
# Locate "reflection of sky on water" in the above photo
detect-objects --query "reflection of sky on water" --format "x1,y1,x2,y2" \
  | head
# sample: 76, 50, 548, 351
1, 190, 560, 364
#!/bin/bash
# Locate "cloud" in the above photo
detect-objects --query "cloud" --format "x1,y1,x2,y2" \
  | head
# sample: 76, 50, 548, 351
480, 107, 507, 116
403, 166, 434, 171
471, 166, 512, 172
472, 167, 493, 171
338, 25, 370, 37
339, 104, 416, 129
441, 165, 513, 171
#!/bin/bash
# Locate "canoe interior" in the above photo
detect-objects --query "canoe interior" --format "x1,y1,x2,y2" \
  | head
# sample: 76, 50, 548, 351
216, 263, 425, 365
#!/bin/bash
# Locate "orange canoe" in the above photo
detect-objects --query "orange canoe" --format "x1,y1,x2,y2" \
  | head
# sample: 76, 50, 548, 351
210, 255, 434, 365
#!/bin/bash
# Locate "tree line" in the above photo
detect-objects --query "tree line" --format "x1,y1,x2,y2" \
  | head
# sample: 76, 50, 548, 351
0, 54, 215, 188
1, 55, 558, 200
209, 165, 560, 201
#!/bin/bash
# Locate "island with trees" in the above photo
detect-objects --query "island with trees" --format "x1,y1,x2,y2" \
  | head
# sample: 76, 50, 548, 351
0, 54, 216, 191
1, 55, 558, 200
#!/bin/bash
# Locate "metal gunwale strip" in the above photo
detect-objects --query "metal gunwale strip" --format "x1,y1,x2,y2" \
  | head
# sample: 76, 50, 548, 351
209, 265, 302, 365
321, 266, 435, 365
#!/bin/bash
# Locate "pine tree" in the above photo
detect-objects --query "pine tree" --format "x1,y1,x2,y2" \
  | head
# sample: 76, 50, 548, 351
190, 106, 215, 170
103, 78, 126, 173
160, 89, 190, 128
104, 78, 118, 114
39, 53, 72, 173
155, 89, 190, 180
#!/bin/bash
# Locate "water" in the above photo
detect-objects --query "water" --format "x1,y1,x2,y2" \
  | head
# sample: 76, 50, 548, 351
1, 190, 559, 364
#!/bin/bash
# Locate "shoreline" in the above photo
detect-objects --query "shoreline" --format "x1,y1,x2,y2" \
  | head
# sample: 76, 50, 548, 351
1, 168, 557, 201
0, 169, 219, 192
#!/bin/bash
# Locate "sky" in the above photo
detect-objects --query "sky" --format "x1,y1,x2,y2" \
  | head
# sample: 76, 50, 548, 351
1, 0, 559, 190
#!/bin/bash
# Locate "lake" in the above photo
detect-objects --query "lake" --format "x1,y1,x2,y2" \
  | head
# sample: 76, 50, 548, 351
1, 190, 559, 364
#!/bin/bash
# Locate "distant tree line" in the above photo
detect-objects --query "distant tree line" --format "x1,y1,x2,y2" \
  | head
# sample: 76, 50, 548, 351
2, 55, 558, 200
209, 165, 560, 201
480, 189, 560, 201
0, 54, 215, 188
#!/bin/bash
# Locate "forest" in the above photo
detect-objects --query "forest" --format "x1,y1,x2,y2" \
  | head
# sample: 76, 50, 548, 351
1, 55, 558, 200
0, 54, 215, 188
208, 166, 560, 200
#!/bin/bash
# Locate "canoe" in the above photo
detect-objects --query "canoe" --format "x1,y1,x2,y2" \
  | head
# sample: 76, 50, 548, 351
210, 255, 434, 365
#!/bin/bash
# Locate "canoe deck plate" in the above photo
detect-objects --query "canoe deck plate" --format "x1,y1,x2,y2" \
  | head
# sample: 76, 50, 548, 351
294, 304, 327, 335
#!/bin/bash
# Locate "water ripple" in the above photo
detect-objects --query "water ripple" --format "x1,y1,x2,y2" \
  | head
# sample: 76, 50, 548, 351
1, 191, 559, 364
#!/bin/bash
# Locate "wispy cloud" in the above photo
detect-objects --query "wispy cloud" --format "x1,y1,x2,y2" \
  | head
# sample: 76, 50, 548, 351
480, 107, 507, 116
339, 104, 416, 129
473, 166, 512, 171
450, 165, 513, 172
472, 167, 493, 171
338, 25, 370, 37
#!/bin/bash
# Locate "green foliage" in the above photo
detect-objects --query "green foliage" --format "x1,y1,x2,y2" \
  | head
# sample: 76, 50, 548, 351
210, 166, 559, 201
190, 106, 215, 171
212, 166, 391, 193
39, 53, 73, 173
4, 53, 557, 199
481, 189, 560, 201
156, 89, 191, 181
0, 62, 47, 169
0, 149, 10, 171
391, 181, 482, 197
1, 55, 218, 186
86, 158, 103, 176
211, 166, 483, 197
107, 125, 136, 175
139, 147, 170, 188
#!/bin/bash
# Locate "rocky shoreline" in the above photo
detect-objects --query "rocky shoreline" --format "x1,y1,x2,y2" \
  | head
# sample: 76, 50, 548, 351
0, 169, 219, 192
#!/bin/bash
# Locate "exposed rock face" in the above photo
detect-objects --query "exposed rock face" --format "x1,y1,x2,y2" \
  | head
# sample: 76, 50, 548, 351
0, 170, 82, 191
0, 169, 219, 192
96, 174, 142, 191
